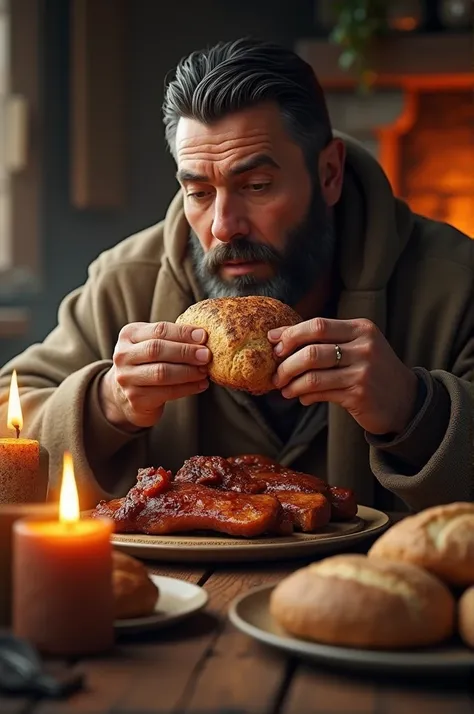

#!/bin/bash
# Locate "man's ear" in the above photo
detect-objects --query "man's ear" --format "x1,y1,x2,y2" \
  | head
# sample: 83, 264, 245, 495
318, 138, 345, 207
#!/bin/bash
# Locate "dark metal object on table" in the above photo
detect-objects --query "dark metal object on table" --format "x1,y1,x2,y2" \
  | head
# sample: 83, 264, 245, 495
0, 633, 84, 697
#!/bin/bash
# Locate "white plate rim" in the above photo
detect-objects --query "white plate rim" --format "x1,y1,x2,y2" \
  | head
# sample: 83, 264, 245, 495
114, 574, 208, 633
228, 583, 474, 674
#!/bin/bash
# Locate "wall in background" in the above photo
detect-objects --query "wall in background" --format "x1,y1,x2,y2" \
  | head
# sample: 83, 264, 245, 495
0, 0, 314, 364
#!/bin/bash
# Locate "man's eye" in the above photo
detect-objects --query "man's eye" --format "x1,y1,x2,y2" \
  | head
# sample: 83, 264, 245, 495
187, 191, 209, 201
246, 183, 269, 192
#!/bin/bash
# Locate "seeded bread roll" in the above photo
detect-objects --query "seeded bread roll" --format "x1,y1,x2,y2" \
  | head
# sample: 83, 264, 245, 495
270, 554, 455, 649
112, 551, 159, 619
368, 502, 474, 587
176, 296, 301, 395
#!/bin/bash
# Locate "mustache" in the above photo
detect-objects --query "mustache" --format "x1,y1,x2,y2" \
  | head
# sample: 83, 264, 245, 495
202, 238, 282, 275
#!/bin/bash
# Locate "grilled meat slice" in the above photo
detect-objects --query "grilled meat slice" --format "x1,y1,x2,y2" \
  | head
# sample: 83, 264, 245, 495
227, 456, 358, 522
275, 491, 331, 532
176, 456, 332, 531
93, 474, 292, 537
227, 454, 281, 469
175, 455, 266, 493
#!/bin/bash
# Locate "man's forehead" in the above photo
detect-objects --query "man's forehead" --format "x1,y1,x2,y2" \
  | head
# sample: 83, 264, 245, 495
175, 105, 290, 160
176, 122, 272, 158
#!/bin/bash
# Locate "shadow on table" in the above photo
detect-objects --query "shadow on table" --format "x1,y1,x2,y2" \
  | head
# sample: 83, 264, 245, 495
115, 610, 218, 645
256, 641, 474, 690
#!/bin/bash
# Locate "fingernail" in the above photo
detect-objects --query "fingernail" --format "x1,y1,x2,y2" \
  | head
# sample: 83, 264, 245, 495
198, 366, 208, 373
272, 374, 280, 387
268, 328, 283, 341
196, 348, 210, 362
274, 342, 283, 355
192, 329, 205, 342
198, 380, 209, 390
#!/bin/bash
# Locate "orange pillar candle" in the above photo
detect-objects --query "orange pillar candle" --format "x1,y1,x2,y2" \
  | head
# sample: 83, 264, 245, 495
0, 370, 45, 504
12, 452, 114, 656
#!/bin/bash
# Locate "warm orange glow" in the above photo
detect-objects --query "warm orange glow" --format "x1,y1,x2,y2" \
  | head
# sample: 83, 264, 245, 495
389, 17, 418, 31
387, 91, 474, 240
59, 451, 80, 523
7, 369, 23, 433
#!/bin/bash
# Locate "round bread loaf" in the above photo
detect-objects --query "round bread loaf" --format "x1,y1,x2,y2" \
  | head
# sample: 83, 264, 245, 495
368, 502, 474, 586
270, 554, 455, 649
112, 550, 159, 619
458, 586, 474, 648
176, 296, 301, 394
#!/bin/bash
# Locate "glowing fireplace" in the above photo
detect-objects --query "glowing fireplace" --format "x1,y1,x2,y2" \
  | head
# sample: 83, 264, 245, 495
399, 91, 474, 237
297, 34, 474, 238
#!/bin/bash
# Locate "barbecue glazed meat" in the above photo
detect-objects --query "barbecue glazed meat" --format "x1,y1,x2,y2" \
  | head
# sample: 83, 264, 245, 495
275, 491, 331, 532
227, 455, 358, 522
227, 454, 281, 469
328, 486, 358, 521
176, 456, 329, 495
175, 455, 266, 493
93, 466, 292, 537
176, 456, 331, 531
250, 468, 329, 494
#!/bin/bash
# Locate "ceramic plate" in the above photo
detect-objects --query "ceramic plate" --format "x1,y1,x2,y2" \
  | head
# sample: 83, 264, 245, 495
109, 506, 389, 563
229, 584, 474, 675
114, 575, 208, 635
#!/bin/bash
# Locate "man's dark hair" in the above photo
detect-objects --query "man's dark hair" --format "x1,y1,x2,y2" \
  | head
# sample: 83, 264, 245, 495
162, 38, 333, 168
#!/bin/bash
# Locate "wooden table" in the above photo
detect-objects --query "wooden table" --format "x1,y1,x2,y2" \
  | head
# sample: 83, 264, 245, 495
1, 518, 473, 714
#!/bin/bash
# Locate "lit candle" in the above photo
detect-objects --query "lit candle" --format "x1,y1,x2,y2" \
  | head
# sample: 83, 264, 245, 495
12, 452, 114, 655
0, 502, 58, 628
0, 370, 44, 504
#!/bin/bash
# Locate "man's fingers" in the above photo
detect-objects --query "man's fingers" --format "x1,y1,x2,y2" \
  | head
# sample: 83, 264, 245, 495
121, 321, 208, 346
274, 343, 351, 388
128, 380, 209, 410
280, 366, 355, 400
116, 338, 211, 368
271, 318, 364, 358
117, 362, 208, 388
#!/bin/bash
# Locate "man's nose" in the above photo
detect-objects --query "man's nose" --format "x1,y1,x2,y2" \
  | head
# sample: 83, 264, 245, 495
211, 194, 250, 243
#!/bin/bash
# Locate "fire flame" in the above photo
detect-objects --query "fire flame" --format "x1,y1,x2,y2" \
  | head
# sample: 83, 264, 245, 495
59, 451, 80, 523
7, 370, 22, 434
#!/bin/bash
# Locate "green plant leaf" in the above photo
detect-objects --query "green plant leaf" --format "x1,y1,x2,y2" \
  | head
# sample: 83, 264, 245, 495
328, 0, 388, 87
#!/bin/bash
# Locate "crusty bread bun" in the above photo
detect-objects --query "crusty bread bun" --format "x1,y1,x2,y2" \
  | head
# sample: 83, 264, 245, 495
176, 296, 301, 395
270, 554, 455, 649
368, 502, 474, 587
112, 551, 159, 619
458, 586, 474, 648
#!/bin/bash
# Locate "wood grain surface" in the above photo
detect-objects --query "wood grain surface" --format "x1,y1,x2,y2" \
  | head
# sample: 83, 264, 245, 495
1, 518, 473, 714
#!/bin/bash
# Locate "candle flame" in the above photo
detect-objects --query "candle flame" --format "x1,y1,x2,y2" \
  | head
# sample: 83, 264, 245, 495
7, 370, 22, 434
59, 451, 80, 523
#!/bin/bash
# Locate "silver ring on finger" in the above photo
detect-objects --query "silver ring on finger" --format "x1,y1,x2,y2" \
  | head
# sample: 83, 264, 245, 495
334, 344, 342, 367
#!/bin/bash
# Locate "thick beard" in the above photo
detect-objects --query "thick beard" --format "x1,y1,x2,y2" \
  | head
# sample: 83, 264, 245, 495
188, 187, 335, 308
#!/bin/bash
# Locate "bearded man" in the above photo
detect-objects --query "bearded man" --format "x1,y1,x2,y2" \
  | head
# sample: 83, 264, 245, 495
1, 39, 473, 511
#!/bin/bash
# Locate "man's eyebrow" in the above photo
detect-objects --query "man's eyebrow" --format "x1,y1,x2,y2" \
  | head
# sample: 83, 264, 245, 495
176, 168, 208, 183
229, 154, 280, 176
176, 154, 280, 183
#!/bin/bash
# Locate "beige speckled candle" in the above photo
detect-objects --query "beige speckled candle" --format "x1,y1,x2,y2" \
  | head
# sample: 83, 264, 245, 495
0, 369, 47, 503
0, 437, 42, 504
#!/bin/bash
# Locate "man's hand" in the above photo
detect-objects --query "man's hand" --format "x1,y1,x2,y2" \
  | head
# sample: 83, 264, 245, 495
269, 317, 418, 436
99, 321, 211, 430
